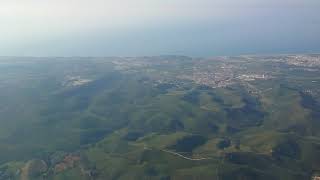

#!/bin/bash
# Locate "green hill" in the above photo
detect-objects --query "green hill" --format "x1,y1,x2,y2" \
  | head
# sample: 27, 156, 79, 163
0, 55, 320, 179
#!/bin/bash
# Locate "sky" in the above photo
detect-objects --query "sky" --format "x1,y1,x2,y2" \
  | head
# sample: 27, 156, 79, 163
0, 0, 320, 57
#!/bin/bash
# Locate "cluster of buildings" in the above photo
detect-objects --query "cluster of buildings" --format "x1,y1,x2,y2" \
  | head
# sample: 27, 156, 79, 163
237, 74, 271, 81
62, 76, 92, 87
286, 55, 320, 67
109, 55, 319, 90
179, 71, 234, 88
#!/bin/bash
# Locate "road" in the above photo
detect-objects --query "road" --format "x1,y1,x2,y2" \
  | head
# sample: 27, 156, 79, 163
161, 149, 211, 161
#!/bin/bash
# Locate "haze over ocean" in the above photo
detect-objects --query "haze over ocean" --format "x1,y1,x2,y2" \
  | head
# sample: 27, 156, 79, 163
1, 0, 319, 57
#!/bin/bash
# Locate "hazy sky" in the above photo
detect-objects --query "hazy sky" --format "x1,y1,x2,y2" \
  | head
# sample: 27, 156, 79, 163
1, 0, 320, 56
